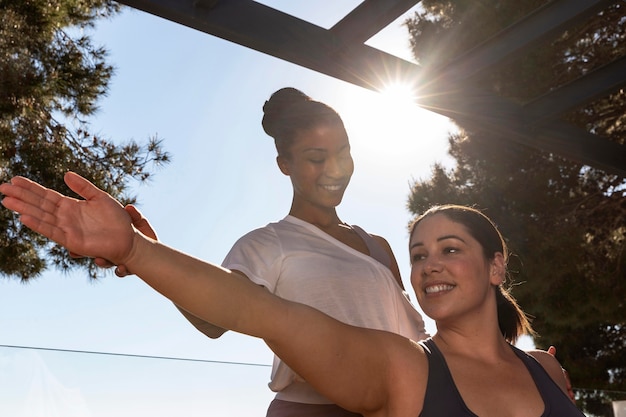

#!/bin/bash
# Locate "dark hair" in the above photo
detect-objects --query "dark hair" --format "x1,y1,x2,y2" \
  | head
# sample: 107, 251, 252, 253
409, 204, 535, 343
261, 87, 345, 156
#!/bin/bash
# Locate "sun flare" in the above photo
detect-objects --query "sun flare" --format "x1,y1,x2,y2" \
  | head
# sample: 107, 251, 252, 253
379, 81, 419, 109
332, 81, 454, 181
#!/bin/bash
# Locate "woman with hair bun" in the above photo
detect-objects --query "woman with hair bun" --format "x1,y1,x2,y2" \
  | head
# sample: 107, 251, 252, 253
161, 87, 428, 416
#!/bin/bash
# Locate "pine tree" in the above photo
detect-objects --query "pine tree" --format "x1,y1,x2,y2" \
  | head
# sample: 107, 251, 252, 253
0, 0, 170, 280
405, 1, 626, 413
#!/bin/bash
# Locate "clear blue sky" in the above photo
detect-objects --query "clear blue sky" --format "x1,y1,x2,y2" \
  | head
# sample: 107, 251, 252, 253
0, 2, 462, 416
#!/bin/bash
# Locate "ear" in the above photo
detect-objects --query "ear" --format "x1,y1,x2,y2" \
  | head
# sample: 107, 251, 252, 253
489, 252, 505, 286
276, 155, 290, 176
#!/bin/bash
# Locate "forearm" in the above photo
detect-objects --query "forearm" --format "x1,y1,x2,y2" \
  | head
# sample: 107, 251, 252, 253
125, 232, 389, 413
175, 305, 227, 338
125, 232, 278, 339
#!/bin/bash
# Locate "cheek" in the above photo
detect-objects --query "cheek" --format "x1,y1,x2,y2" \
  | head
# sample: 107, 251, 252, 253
346, 157, 355, 175
292, 164, 320, 182
455, 260, 490, 285
409, 265, 422, 291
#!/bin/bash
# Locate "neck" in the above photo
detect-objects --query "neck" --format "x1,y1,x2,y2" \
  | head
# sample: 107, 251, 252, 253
432, 321, 512, 362
289, 204, 341, 229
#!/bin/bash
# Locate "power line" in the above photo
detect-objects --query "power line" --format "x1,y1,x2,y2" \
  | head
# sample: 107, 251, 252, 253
4, 345, 625, 397
0, 344, 271, 368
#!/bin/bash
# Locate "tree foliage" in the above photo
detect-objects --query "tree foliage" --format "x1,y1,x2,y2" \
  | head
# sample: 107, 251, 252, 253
0, 0, 170, 280
405, 1, 626, 413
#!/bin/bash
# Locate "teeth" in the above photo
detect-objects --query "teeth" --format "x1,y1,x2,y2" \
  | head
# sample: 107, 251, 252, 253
322, 185, 342, 191
425, 284, 454, 294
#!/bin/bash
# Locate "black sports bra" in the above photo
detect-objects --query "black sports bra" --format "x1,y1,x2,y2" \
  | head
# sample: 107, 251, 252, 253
418, 338, 585, 417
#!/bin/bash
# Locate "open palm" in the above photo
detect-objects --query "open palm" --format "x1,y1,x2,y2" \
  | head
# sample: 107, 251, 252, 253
1, 172, 135, 265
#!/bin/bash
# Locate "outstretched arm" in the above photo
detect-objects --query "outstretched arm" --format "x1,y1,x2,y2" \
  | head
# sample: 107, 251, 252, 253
1, 173, 135, 264
93, 203, 228, 338
0, 172, 404, 415
89, 204, 157, 274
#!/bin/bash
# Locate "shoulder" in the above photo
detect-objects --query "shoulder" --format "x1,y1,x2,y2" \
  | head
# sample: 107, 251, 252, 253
346, 328, 428, 416
384, 335, 429, 415
369, 233, 404, 288
369, 233, 398, 262
371, 234, 392, 249
526, 349, 569, 392
233, 221, 283, 246
224, 223, 285, 263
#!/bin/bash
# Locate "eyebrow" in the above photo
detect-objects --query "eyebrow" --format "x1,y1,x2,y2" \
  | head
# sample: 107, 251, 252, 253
302, 148, 327, 154
410, 234, 466, 250
302, 143, 350, 153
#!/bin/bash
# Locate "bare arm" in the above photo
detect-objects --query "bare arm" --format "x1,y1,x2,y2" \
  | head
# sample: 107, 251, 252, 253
176, 304, 227, 338
1, 172, 415, 415
93, 203, 229, 338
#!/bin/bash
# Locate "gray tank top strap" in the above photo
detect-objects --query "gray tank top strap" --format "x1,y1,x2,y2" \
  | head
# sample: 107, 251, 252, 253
350, 225, 392, 270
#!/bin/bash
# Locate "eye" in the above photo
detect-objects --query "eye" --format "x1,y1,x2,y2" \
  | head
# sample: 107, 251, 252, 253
411, 252, 426, 263
444, 247, 460, 254
309, 158, 325, 164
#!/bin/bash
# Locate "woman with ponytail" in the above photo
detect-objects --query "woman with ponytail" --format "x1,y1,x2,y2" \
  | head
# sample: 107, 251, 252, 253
0, 177, 582, 416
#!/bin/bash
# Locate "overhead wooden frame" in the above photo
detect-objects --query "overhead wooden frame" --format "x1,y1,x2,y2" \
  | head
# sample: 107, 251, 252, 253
114, 0, 626, 177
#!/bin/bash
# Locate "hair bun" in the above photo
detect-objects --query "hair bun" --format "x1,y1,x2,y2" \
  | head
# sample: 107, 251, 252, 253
262, 88, 311, 137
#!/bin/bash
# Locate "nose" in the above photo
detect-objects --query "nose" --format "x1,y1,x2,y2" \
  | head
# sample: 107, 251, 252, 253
421, 255, 443, 277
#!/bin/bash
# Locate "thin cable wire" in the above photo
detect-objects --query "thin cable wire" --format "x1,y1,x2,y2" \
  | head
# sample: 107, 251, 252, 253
3, 345, 625, 397
0, 344, 271, 367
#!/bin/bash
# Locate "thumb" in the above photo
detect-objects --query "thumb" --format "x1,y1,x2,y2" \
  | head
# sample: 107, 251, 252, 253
125, 204, 143, 223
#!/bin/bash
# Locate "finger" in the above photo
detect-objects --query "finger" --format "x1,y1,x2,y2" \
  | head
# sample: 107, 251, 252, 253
1, 189, 69, 246
94, 257, 115, 268
1, 177, 67, 218
125, 204, 143, 222
125, 204, 158, 240
64, 172, 110, 202
114, 265, 132, 277
562, 369, 575, 401
547, 346, 556, 356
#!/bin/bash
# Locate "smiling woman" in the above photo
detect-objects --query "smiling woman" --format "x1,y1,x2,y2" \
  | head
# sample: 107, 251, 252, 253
158, 87, 430, 417
0, 175, 583, 417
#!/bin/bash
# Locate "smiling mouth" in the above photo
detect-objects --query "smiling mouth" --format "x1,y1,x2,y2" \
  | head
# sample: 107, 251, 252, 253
321, 184, 343, 192
425, 284, 455, 294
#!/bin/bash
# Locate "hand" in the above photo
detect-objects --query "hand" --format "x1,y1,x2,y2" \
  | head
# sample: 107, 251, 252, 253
1, 172, 134, 265
93, 205, 158, 277
548, 346, 575, 403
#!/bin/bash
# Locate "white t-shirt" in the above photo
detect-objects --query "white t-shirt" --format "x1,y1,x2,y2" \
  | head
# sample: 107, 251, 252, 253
222, 215, 428, 404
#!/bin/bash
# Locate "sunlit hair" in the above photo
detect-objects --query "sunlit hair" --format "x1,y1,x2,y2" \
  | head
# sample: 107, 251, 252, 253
409, 204, 536, 343
261, 87, 346, 157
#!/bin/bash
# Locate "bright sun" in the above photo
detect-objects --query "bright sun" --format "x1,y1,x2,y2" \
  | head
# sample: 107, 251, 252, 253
333, 80, 454, 179
375, 81, 423, 130
379, 81, 419, 110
